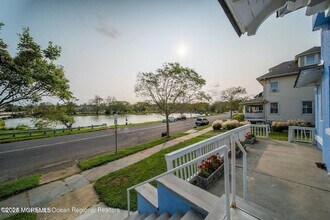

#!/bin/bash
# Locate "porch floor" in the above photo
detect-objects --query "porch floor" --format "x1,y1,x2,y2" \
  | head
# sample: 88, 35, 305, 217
208, 139, 330, 220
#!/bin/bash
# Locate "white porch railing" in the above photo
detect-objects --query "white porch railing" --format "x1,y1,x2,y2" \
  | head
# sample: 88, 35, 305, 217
251, 124, 270, 138
288, 126, 315, 144
165, 124, 269, 174
244, 112, 264, 119
126, 145, 232, 219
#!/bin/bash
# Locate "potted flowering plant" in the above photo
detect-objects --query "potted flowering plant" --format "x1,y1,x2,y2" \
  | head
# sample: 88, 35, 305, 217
194, 154, 224, 189
244, 131, 256, 144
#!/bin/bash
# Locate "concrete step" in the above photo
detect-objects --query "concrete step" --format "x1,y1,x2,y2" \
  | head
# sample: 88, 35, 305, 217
233, 196, 280, 220
181, 209, 204, 220
145, 212, 159, 220
168, 212, 183, 220
125, 211, 148, 220
156, 212, 171, 220
135, 183, 158, 209
156, 174, 225, 218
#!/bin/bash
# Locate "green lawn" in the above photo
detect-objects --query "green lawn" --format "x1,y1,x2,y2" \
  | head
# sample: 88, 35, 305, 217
269, 132, 288, 141
0, 126, 108, 144
0, 121, 164, 144
194, 124, 212, 130
94, 130, 223, 211
4, 213, 36, 220
0, 174, 40, 201
78, 132, 187, 170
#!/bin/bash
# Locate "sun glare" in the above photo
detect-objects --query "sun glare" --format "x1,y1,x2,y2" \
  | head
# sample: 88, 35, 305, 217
177, 44, 187, 58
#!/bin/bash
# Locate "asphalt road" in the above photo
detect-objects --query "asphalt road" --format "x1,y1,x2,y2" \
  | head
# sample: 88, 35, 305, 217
0, 114, 229, 183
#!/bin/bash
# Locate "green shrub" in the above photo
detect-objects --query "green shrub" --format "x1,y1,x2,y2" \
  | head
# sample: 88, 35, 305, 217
287, 120, 314, 127
239, 121, 250, 126
233, 113, 245, 121
15, 124, 30, 130
0, 119, 5, 129
271, 121, 288, 132
222, 120, 239, 130
212, 120, 223, 130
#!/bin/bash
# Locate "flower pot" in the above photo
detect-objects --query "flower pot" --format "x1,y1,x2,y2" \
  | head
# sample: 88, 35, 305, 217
193, 164, 224, 189
244, 136, 256, 144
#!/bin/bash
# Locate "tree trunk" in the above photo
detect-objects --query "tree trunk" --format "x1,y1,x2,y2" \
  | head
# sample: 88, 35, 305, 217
166, 112, 170, 138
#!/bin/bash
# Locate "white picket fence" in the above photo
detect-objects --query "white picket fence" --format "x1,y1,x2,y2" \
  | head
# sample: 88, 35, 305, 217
288, 126, 315, 144
165, 124, 269, 181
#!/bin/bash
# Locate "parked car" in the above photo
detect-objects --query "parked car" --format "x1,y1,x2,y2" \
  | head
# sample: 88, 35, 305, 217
162, 117, 177, 123
176, 115, 187, 121
195, 117, 209, 126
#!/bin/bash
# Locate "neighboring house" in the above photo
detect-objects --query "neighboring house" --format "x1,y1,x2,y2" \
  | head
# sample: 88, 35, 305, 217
243, 48, 319, 123
218, 0, 330, 173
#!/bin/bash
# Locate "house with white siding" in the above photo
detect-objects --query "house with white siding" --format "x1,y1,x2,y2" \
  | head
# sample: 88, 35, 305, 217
243, 47, 320, 124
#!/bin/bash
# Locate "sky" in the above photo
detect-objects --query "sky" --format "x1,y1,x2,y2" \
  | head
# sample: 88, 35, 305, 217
0, 0, 320, 104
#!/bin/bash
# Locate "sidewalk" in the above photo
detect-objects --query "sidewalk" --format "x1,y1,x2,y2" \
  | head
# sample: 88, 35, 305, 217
0, 127, 212, 220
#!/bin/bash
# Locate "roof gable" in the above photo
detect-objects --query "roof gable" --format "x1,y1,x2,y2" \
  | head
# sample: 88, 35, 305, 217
257, 61, 300, 80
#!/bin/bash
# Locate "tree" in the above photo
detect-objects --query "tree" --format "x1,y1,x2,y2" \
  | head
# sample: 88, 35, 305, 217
32, 100, 77, 129
104, 96, 116, 114
89, 95, 103, 115
135, 62, 209, 137
220, 86, 247, 118
0, 23, 73, 109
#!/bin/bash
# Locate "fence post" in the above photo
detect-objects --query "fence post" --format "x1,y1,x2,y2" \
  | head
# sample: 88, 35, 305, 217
266, 125, 269, 139
165, 155, 173, 171
288, 127, 292, 142
230, 134, 236, 208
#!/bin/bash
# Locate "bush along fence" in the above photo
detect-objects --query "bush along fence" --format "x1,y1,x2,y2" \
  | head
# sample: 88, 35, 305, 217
0, 123, 107, 138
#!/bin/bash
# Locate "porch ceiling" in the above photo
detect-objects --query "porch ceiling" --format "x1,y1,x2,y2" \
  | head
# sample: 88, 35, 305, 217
218, 0, 330, 36
294, 64, 323, 88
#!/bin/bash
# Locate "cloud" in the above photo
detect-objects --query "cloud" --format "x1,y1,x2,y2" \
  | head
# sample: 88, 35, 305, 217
96, 26, 121, 38
205, 82, 221, 100
95, 14, 122, 39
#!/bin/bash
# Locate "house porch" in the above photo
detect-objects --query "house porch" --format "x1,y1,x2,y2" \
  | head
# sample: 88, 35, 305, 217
208, 139, 330, 220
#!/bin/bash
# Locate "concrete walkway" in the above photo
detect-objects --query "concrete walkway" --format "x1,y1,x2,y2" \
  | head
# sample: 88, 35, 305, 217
208, 139, 330, 220
0, 127, 212, 220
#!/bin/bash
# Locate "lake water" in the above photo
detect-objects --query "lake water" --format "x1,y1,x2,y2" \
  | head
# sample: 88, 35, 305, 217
4, 113, 199, 129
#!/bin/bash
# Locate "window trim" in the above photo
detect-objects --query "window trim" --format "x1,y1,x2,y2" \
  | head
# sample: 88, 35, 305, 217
301, 100, 313, 115
269, 81, 279, 93
269, 102, 279, 114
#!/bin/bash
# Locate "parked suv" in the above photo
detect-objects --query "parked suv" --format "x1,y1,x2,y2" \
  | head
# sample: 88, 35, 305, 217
195, 117, 209, 126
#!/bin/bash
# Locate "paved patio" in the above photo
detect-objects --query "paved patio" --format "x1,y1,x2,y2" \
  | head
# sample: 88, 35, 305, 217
208, 139, 330, 220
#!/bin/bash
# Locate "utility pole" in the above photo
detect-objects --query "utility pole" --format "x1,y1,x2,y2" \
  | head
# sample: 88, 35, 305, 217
114, 114, 118, 154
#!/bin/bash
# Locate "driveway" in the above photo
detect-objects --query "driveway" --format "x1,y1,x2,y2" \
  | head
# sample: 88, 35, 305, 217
208, 139, 330, 220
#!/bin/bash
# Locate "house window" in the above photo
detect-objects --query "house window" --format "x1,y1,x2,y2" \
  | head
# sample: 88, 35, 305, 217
270, 102, 279, 114
302, 101, 313, 114
306, 54, 315, 65
270, 81, 279, 92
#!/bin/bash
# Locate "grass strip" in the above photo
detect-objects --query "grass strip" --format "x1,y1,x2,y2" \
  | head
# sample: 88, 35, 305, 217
0, 127, 108, 144
194, 124, 212, 131
269, 132, 288, 141
78, 132, 187, 171
94, 130, 223, 211
0, 174, 40, 201
0, 121, 163, 144
3, 213, 36, 220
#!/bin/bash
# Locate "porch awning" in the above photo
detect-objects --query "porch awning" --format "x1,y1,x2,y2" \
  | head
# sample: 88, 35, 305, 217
242, 97, 266, 106
294, 64, 323, 88
218, 0, 330, 36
